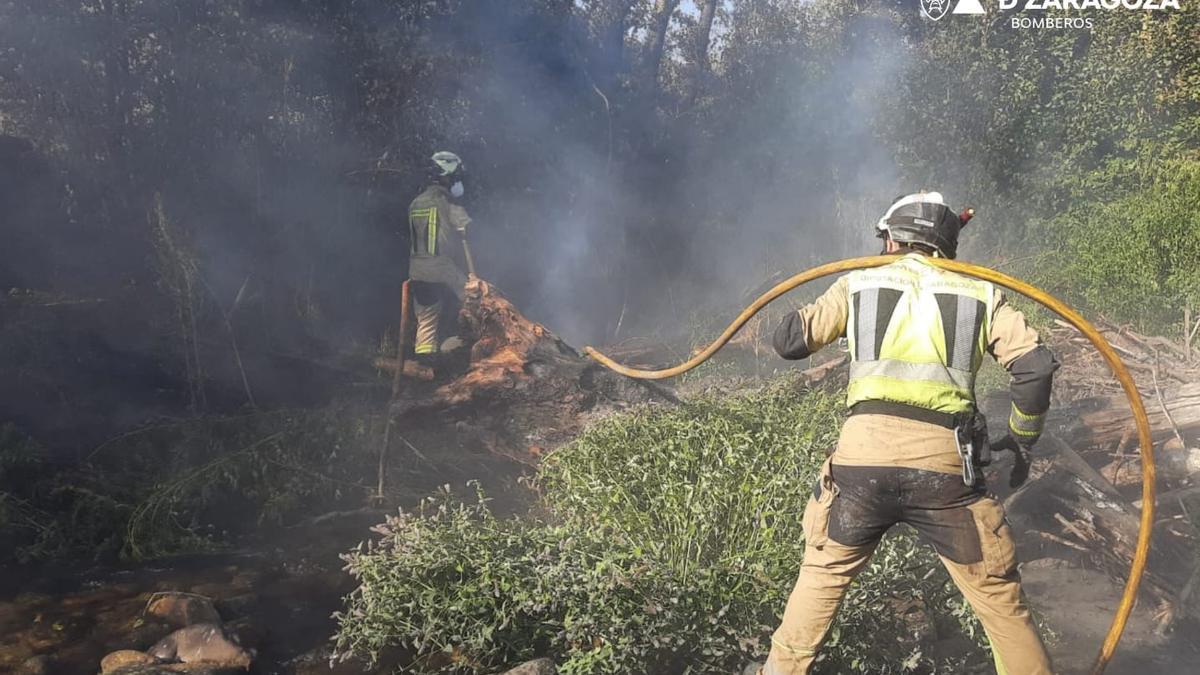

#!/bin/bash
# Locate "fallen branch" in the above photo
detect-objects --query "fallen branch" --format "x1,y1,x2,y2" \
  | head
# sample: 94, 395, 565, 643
1033, 530, 1090, 552
1153, 356, 1189, 451
1042, 434, 1126, 502
1055, 512, 1098, 544
1134, 485, 1200, 510
800, 354, 846, 384
287, 507, 385, 529
1064, 383, 1200, 448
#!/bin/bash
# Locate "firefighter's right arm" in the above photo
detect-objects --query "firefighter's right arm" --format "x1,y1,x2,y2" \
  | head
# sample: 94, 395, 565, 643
773, 276, 849, 360
987, 290, 1060, 447
448, 203, 472, 233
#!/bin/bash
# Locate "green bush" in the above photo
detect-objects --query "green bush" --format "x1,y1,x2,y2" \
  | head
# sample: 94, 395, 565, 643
1044, 155, 1200, 333
335, 380, 987, 674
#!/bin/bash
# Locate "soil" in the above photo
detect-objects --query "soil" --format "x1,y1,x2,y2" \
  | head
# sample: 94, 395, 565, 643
1022, 560, 1200, 674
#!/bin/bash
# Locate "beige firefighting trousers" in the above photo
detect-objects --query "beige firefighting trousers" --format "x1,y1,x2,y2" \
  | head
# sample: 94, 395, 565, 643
413, 297, 441, 354
409, 261, 467, 355
759, 414, 1053, 675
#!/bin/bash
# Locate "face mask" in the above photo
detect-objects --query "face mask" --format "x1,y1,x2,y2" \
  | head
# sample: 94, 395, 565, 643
450, 181, 464, 198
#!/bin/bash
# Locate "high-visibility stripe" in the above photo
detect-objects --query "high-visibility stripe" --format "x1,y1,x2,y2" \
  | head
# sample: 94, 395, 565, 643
856, 288, 879, 361
852, 288, 903, 362
414, 343, 438, 354
427, 207, 438, 255
953, 294, 983, 371
990, 637, 1009, 675
768, 637, 818, 657
935, 292, 985, 372
849, 359, 975, 392
410, 207, 439, 256
1008, 402, 1045, 439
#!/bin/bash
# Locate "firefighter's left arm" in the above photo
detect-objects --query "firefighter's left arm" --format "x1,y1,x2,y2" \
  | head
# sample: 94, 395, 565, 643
773, 276, 849, 360
987, 289, 1060, 446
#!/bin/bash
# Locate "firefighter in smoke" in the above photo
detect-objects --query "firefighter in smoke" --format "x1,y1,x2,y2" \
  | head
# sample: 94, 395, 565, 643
406, 151, 476, 364
750, 192, 1059, 675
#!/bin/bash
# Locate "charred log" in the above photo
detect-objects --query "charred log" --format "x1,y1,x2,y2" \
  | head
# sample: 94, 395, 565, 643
375, 281, 673, 466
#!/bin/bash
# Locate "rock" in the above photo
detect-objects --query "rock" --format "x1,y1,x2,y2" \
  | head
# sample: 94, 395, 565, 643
126, 617, 175, 650
162, 664, 249, 674
496, 658, 556, 675
149, 623, 253, 669
108, 665, 244, 675
101, 650, 157, 673
16, 655, 51, 675
144, 593, 221, 628
223, 619, 265, 651
213, 593, 257, 621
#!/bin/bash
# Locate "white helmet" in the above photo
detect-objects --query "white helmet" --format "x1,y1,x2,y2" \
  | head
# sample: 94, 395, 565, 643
875, 191, 973, 259
430, 151, 464, 178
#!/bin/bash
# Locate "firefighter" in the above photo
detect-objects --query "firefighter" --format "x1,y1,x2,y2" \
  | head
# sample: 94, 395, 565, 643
750, 192, 1059, 675
407, 151, 475, 362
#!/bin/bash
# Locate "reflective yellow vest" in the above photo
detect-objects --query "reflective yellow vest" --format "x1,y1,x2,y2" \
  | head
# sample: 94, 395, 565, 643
845, 254, 995, 414
409, 186, 449, 258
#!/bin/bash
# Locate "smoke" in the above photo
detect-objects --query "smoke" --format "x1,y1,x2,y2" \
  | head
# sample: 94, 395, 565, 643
0, 0, 963, 438
408, 3, 919, 345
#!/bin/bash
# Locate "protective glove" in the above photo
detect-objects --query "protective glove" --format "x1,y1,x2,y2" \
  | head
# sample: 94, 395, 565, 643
991, 435, 1033, 489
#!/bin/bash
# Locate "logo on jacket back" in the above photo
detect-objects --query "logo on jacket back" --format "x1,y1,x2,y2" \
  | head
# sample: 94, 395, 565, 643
921, 0, 951, 19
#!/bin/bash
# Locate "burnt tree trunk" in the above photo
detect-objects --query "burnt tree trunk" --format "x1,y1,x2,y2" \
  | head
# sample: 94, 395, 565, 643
1061, 383, 1200, 447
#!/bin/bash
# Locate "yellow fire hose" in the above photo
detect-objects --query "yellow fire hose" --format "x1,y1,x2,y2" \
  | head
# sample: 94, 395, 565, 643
583, 255, 1155, 675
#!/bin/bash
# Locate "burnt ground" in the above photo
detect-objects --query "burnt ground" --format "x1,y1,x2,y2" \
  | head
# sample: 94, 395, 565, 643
1024, 562, 1200, 674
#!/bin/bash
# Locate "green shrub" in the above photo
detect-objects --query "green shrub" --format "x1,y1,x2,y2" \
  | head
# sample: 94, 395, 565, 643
1043, 156, 1200, 333
335, 380, 987, 674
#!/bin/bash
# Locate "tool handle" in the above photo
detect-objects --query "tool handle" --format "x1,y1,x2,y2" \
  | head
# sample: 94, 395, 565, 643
391, 279, 411, 395
461, 237, 477, 277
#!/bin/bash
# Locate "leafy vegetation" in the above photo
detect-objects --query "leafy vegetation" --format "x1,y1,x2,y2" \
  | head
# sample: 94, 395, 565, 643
335, 381, 987, 674
1042, 156, 1200, 332
0, 408, 378, 563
